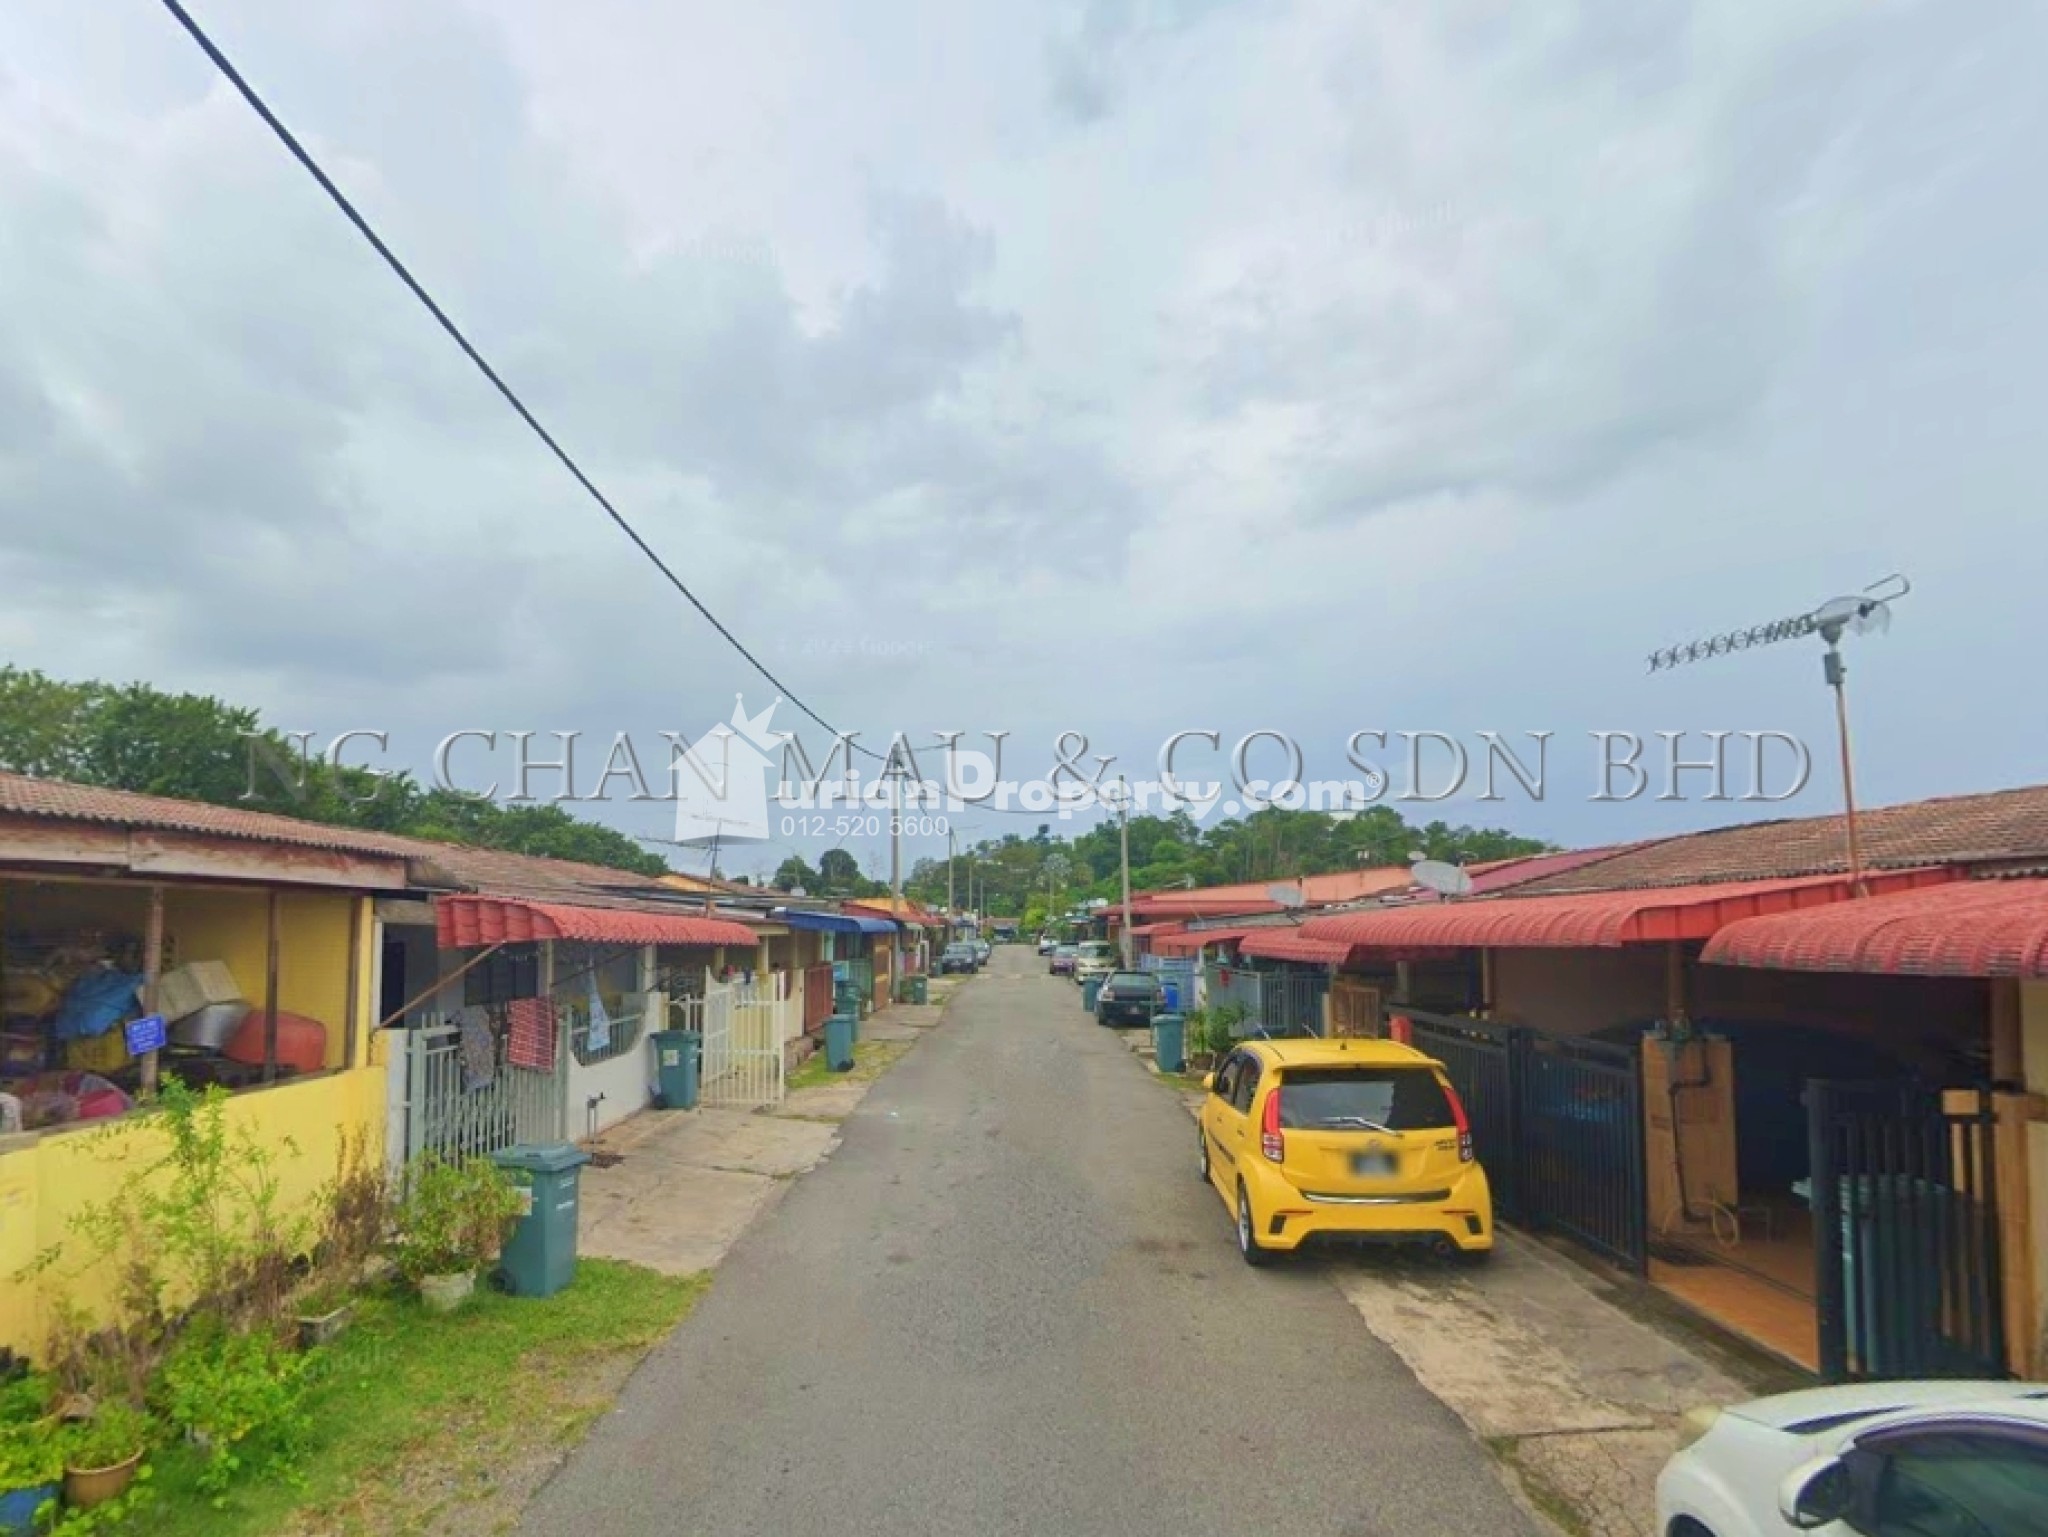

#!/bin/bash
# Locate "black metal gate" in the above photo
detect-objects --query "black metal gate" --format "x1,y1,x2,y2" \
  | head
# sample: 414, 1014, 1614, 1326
1407, 1012, 1646, 1272
1516, 1032, 1645, 1273
1407, 1013, 1522, 1220
1806, 1080, 2005, 1382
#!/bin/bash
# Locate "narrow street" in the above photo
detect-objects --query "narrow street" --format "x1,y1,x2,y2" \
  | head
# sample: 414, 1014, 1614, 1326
518, 947, 1539, 1537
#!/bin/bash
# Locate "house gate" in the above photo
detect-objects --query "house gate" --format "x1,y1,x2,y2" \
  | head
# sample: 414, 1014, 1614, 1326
1140, 955, 1196, 1012
398, 1011, 569, 1166
1407, 1010, 1647, 1273
689, 976, 787, 1109
1806, 1080, 2005, 1382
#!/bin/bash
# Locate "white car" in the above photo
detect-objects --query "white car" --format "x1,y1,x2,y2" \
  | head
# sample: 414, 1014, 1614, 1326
1656, 1379, 2048, 1537
1037, 933, 1058, 955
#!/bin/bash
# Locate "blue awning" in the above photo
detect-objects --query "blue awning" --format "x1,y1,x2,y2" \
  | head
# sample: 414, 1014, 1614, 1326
773, 909, 899, 935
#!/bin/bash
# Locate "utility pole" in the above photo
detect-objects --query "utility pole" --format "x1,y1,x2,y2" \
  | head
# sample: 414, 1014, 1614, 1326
889, 764, 903, 986
1117, 780, 1134, 968
947, 827, 956, 928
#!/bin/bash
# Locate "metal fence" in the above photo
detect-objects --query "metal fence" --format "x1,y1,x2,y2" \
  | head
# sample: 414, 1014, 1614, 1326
682, 977, 787, 1109
1406, 1010, 1646, 1274
1807, 1080, 2005, 1381
1139, 955, 1196, 1012
1201, 963, 1327, 1037
400, 1012, 568, 1165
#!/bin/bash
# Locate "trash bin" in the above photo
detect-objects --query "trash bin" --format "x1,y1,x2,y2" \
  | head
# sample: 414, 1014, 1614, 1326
909, 975, 929, 1005
824, 1013, 856, 1072
651, 1029, 700, 1110
490, 1143, 591, 1298
1152, 1012, 1186, 1073
834, 981, 860, 1018
1081, 977, 1104, 1012
1162, 979, 1181, 1011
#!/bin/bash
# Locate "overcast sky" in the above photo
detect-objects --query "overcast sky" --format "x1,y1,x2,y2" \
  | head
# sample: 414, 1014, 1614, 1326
2, 0, 2043, 880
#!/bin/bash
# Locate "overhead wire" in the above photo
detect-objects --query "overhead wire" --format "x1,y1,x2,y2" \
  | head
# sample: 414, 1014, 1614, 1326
154, 0, 883, 758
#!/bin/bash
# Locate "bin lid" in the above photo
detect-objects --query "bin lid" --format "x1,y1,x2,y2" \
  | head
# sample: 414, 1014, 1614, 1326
490, 1142, 591, 1174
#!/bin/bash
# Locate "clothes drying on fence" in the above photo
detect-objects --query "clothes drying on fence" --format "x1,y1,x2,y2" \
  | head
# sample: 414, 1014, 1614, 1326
455, 1005, 496, 1090
505, 997, 556, 1071
584, 976, 611, 1055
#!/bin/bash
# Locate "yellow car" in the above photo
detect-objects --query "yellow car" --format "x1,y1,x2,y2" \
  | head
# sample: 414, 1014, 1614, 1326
1197, 1037, 1493, 1266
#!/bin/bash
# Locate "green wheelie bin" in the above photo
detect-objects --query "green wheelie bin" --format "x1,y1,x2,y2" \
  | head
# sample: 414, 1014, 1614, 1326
825, 1013, 856, 1072
490, 1143, 591, 1298
651, 1029, 700, 1110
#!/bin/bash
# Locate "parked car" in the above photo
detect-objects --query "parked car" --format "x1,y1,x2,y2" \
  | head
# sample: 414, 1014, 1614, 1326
1095, 971, 1163, 1027
1038, 933, 1058, 955
1197, 1038, 1491, 1268
938, 943, 978, 975
1656, 1379, 2048, 1537
1049, 943, 1079, 976
972, 939, 992, 966
1072, 941, 1116, 985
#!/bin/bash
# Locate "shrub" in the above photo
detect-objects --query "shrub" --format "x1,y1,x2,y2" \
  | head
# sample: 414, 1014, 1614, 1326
391, 1155, 524, 1284
0, 1420, 64, 1492
62, 1400, 149, 1471
154, 1324, 312, 1502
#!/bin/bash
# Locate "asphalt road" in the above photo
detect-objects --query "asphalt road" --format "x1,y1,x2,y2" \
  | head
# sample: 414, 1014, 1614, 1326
519, 946, 1539, 1537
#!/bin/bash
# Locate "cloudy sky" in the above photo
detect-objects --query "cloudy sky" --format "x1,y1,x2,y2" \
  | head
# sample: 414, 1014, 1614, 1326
2, 0, 2042, 878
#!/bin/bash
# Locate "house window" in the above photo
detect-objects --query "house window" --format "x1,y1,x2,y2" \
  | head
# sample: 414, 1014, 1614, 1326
464, 944, 540, 1006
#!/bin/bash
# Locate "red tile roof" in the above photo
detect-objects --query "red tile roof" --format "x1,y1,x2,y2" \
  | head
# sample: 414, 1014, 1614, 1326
437, 896, 758, 950
1701, 877, 2048, 978
1235, 930, 1352, 965
1513, 784, 2048, 894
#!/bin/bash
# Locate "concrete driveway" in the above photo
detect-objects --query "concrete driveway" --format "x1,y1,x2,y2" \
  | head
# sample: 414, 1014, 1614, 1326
518, 945, 1541, 1537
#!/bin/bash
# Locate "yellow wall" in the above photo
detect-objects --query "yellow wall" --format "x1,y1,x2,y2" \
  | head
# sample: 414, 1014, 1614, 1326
0, 1053, 388, 1357
163, 888, 364, 1069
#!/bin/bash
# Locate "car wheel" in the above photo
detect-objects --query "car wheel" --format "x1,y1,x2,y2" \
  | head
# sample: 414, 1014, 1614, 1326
1197, 1128, 1211, 1184
1236, 1183, 1273, 1267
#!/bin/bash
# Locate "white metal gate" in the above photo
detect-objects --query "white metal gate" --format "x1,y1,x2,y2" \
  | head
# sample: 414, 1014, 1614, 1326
692, 975, 788, 1108
399, 1012, 569, 1165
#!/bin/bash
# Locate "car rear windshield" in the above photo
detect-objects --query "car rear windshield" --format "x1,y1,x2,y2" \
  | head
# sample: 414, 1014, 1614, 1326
1106, 972, 1154, 988
1275, 1067, 1455, 1131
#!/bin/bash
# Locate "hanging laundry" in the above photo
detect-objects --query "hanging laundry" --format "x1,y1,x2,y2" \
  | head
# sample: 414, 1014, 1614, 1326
506, 997, 556, 1071
584, 974, 612, 1055
456, 1006, 496, 1091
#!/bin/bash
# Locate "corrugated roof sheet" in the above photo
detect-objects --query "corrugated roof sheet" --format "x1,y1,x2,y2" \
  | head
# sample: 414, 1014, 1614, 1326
1700, 878, 2048, 978
1236, 930, 1352, 965
0, 770, 423, 858
1301, 869, 1954, 949
1512, 784, 2048, 894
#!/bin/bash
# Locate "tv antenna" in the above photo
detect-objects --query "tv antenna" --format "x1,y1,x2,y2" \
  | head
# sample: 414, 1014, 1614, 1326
1646, 573, 1910, 895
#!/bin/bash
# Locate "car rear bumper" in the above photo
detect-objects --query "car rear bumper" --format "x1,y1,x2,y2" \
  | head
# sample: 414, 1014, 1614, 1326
1248, 1167, 1493, 1253
1095, 1003, 1154, 1025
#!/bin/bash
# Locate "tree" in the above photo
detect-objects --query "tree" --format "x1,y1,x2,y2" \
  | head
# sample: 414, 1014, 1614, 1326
816, 847, 863, 893
772, 855, 821, 892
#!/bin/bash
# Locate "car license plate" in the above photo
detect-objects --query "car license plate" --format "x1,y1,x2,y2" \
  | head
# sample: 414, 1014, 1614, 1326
1351, 1151, 1398, 1177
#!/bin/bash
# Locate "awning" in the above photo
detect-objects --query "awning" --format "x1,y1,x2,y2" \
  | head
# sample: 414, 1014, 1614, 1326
1301, 869, 1954, 951
1131, 920, 1187, 938
1236, 930, 1352, 965
773, 909, 899, 936
1701, 878, 2048, 978
1152, 927, 1255, 955
437, 896, 759, 949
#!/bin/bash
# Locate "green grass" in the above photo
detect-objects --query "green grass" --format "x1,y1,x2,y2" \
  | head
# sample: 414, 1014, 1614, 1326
125, 1260, 707, 1537
787, 1037, 911, 1092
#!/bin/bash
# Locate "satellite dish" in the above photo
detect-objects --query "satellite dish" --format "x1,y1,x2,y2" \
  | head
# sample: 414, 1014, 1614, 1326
1266, 884, 1303, 907
1411, 860, 1473, 898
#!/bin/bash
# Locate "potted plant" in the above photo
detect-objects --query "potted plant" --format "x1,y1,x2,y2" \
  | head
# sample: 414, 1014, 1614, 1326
0, 1423, 63, 1537
393, 1155, 523, 1313
61, 1399, 149, 1510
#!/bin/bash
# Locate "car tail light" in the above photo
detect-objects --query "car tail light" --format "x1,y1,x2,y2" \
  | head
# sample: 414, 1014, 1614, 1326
1442, 1078, 1474, 1163
1261, 1088, 1284, 1163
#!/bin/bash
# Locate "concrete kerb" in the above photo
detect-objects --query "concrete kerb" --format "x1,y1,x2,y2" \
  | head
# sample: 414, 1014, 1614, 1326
577, 980, 962, 1278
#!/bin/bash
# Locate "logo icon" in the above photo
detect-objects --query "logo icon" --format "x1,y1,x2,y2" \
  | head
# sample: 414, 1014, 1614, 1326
673, 695, 785, 847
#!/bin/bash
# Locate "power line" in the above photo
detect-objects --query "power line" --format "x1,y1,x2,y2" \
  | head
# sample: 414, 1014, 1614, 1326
154, 0, 881, 759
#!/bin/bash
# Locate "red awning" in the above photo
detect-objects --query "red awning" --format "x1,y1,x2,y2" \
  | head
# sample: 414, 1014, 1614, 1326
1152, 927, 1254, 955
1131, 920, 1187, 938
437, 896, 759, 950
1236, 930, 1352, 965
1300, 869, 1955, 950
1701, 878, 2048, 978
